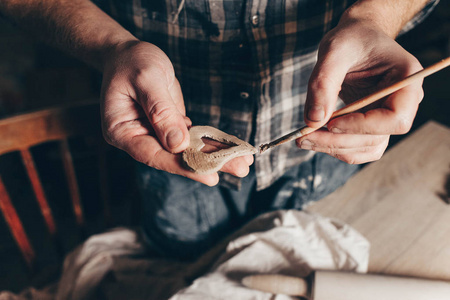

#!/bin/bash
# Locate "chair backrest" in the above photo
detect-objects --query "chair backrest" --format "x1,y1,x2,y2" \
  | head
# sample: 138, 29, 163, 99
0, 101, 136, 280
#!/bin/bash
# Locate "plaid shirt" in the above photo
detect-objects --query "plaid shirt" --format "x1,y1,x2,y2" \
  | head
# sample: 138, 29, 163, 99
96, 0, 439, 190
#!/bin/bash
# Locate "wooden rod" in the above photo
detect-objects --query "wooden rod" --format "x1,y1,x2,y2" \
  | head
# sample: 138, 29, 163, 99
20, 149, 57, 235
0, 176, 35, 268
59, 139, 85, 227
259, 56, 450, 153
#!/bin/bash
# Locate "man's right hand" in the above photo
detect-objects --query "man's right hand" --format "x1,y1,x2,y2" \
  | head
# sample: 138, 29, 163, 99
101, 41, 253, 185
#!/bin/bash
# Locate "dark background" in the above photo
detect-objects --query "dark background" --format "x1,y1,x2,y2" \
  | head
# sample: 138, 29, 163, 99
0, 1, 449, 293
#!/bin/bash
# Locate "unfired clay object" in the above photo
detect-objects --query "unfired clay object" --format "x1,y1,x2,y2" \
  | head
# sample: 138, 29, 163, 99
182, 126, 258, 174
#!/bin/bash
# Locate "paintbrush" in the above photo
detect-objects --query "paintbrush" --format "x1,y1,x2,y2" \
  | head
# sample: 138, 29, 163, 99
182, 57, 450, 174
259, 56, 450, 153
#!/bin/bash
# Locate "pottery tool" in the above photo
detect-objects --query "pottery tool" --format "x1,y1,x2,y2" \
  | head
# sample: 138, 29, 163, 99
259, 56, 450, 153
182, 57, 450, 174
242, 271, 450, 300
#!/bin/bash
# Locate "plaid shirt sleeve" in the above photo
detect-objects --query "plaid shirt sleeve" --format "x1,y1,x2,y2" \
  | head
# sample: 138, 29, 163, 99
96, 0, 439, 190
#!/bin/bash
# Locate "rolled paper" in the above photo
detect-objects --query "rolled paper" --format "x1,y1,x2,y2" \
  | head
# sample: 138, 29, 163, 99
312, 271, 450, 300
242, 271, 450, 300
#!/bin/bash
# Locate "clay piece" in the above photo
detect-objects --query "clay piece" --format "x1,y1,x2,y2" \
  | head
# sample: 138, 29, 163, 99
182, 126, 258, 174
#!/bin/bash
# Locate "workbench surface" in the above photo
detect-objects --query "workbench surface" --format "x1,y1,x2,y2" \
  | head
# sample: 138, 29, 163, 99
306, 121, 450, 280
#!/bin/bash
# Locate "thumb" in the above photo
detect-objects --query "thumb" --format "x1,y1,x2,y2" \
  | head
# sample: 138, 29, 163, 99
305, 49, 352, 128
139, 81, 190, 153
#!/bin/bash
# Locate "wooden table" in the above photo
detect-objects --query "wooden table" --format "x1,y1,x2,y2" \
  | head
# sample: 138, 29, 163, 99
306, 121, 450, 281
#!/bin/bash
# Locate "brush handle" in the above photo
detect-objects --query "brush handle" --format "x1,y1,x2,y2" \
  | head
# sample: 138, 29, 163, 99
259, 56, 450, 153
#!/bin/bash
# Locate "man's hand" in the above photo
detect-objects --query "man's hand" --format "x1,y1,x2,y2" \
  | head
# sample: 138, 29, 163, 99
298, 4, 426, 164
0, 0, 253, 185
101, 41, 253, 185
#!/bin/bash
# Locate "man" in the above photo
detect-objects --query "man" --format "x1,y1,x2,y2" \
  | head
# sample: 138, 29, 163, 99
0, 0, 439, 259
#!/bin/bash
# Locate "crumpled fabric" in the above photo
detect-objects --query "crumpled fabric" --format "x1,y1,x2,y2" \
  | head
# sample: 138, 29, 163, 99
0, 228, 189, 300
0, 210, 369, 300
171, 210, 369, 300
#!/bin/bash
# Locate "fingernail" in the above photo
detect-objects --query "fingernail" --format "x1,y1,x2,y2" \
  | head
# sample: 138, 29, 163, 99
244, 155, 254, 165
236, 166, 250, 177
307, 105, 325, 122
300, 139, 313, 150
166, 129, 184, 149
331, 127, 343, 133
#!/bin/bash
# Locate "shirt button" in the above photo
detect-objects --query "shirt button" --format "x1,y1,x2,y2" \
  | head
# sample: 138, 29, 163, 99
251, 15, 259, 26
240, 92, 250, 99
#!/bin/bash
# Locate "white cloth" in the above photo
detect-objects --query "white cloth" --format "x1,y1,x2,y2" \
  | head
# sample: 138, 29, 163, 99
0, 210, 369, 300
171, 210, 369, 299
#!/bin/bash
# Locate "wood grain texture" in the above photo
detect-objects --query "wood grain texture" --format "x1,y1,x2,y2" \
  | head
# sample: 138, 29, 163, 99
306, 121, 450, 281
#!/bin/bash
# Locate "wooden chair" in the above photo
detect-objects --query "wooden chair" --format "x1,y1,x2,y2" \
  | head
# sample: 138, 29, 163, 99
0, 101, 138, 291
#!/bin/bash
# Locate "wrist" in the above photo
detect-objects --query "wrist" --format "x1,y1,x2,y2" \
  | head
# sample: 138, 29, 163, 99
340, 0, 429, 38
339, 3, 401, 38
99, 38, 140, 72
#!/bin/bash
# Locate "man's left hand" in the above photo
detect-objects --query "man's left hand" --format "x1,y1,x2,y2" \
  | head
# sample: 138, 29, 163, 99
298, 17, 423, 164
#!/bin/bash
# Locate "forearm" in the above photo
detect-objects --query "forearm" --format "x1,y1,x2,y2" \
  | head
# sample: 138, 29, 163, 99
341, 0, 431, 38
0, 0, 138, 71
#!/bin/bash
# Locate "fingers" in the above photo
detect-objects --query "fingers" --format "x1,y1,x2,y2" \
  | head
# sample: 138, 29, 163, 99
327, 77, 423, 135
303, 25, 423, 166
120, 131, 221, 186
169, 78, 187, 116
300, 68, 422, 165
220, 155, 254, 177
134, 72, 190, 154
101, 43, 189, 154
100, 41, 254, 184
305, 40, 355, 128
104, 111, 252, 183
120, 133, 252, 184
298, 72, 421, 165
199, 137, 254, 177
296, 129, 390, 164
106, 119, 253, 185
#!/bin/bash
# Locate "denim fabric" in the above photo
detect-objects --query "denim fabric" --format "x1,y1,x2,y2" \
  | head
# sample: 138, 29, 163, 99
137, 152, 360, 260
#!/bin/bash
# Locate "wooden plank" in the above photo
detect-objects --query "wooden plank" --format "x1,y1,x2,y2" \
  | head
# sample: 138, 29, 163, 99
0, 100, 100, 155
0, 176, 35, 268
306, 121, 450, 280
20, 149, 57, 236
